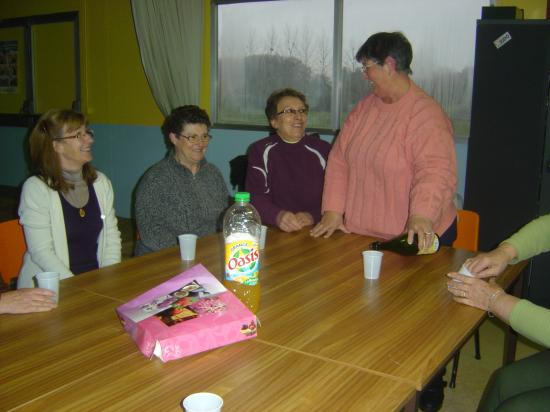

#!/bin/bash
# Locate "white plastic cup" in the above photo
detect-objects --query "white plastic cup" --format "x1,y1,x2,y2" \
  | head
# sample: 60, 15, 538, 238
458, 263, 473, 277
182, 392, 223, 412
178, 234, 198, 261
362, 251, 383, 280
259, 225, 267, 249
35, 272, 60, 303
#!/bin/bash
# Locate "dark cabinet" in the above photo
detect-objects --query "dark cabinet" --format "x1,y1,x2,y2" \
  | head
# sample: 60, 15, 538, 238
464, 20, 550, 307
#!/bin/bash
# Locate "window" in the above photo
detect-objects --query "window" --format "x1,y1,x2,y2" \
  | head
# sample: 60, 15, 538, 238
213, 0, 489, 136
213, 0, 334, 129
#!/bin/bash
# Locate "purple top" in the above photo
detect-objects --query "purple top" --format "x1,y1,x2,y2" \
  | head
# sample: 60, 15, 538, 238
59, 185, 102, 274
245, 133, 331, 226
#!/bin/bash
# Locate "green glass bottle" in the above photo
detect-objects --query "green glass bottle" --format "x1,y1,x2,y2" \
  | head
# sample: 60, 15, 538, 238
370, 233, 440, 256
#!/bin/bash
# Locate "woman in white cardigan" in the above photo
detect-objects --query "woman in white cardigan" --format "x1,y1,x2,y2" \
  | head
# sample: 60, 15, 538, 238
17, 109, 121, 289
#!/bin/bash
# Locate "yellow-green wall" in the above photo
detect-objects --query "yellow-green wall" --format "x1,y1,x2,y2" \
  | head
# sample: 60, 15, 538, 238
495, 0, 547, 18
33, 22, 76, 112
0, 0, 213, 126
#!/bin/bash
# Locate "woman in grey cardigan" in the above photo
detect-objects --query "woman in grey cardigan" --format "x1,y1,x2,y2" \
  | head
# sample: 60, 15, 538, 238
134, 105, 229, 256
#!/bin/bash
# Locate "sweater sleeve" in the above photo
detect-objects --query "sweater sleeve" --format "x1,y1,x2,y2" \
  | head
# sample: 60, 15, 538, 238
407, 101, 457, 225
96, 173, 121, 266
212, 166, 230, 230
509, 299, 550, 347
322, 108, 357, 214
135, 169, 183, 251
18, 178, 72, 277
504, 214, 550, 262
246, 141, 284, 226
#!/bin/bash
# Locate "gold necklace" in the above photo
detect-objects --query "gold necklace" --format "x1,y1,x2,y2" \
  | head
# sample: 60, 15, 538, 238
79, 208, 86, 218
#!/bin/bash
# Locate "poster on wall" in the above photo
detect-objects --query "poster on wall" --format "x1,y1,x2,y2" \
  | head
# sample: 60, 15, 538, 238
0, 40, 18, 93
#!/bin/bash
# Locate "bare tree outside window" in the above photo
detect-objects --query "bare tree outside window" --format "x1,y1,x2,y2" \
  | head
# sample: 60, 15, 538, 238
215, 0, 488, 135
217, 0, 334, 128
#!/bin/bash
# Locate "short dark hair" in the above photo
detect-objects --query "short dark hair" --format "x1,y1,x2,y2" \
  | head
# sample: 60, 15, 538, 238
265, 88, 309, 124
161, 105, 211, 145
355, 32, 413, 75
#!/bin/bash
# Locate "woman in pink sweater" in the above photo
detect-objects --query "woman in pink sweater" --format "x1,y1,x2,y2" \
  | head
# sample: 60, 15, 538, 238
311, 32, 457, 252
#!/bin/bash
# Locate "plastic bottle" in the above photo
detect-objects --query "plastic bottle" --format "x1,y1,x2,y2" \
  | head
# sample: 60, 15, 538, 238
223, 192, 262, 313
370, 233, 440, 256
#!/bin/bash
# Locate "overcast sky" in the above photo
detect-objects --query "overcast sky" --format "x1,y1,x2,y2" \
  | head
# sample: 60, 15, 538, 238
218, 0, 488, 72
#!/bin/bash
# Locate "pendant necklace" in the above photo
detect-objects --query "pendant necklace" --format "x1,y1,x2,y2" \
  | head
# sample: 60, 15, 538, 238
79, 208, 86, 218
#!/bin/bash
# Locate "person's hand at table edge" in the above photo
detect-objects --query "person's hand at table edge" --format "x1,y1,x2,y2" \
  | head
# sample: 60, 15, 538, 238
295, 212, 314, 228
446, 273, 517, 323
276, 210, 303, 232
0, 288, 57, 314
310, 211, 349, 238
462, 243, 517, 279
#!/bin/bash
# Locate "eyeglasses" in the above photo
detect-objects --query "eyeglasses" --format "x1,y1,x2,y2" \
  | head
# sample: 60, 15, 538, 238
178, 133, 212, 144
54, 129, 94, 141
276, 107, 309, 116
361, 61, 379, 73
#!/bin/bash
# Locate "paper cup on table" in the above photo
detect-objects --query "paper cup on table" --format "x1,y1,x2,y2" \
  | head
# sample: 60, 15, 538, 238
259, 225, 267, 249
362, 251, 383, 280
178, 234, 198, 261
458, 264, 473, 277
182, 392, 223, 412
35, 272, 60, 303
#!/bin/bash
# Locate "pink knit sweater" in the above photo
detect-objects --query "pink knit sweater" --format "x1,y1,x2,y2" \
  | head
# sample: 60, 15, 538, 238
322, 81, 457, 239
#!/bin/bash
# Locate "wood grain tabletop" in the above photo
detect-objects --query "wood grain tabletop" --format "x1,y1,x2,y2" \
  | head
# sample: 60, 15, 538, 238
1, 227, 526, 411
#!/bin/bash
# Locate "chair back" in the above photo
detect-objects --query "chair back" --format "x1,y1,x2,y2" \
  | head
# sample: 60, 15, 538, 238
229, 155, 248, 192
452, 209, 479, 252
0, 219, 26, 285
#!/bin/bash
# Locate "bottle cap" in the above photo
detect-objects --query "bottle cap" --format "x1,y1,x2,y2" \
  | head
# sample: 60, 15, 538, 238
234, 192, 250, 202
370, 241, 381, 250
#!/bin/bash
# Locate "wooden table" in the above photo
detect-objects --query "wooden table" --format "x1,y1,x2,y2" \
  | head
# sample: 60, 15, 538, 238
1, 229, 525, 411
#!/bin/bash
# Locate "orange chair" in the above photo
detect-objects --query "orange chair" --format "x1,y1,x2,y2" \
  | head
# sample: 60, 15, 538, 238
452, 209, 479, 253
0, 219, 26, 288
449, 209, 480, 388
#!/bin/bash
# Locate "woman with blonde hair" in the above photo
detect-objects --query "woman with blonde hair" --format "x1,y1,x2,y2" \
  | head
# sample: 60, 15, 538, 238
17, 109, 121, 289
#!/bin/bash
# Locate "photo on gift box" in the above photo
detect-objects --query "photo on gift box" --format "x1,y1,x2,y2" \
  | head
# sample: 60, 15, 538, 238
140, 280, 210, 313
155, 300, 199, 326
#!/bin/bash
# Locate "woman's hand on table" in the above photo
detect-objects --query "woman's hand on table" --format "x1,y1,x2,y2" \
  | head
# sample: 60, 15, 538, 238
0, 288, 57, 314
446, 273, 517, 323
276, 211, 304, 232
406, 215, 435, 250
295, 212, 314, 227
462, 243, 517, 279
310, 211, 348, 238
446, 273, 501, 311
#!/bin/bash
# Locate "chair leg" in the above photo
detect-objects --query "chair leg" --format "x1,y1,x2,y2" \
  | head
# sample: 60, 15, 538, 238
449, 351, 460, 389
474, 329, 481, 360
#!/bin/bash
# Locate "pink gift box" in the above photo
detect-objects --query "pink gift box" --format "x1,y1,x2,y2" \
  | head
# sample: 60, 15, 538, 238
116, 264, 257, 362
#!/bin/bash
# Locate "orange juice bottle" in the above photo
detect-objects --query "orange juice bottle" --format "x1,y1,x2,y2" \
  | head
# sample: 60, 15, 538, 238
223, 192, 261, 313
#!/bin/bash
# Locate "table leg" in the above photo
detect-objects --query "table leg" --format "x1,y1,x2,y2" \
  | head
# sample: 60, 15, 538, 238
402, 391, 419, 412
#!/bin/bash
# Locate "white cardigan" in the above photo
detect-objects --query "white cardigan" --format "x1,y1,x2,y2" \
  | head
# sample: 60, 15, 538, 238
17, 172, 122, 288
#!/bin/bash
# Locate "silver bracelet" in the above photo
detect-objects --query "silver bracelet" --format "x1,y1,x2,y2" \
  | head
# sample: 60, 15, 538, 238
487, 289, 504, 317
